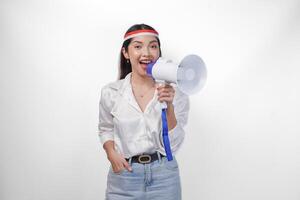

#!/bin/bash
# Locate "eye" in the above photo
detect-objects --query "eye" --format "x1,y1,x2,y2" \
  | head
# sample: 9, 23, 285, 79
134, 45, 142, 49
151, 45, 158, 49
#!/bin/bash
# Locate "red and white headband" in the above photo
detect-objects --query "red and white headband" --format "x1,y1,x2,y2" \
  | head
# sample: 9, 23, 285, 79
124, 29, 159, 41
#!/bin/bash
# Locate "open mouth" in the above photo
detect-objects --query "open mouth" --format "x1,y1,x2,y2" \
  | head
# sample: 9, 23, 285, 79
139, 60, 152, 69
139, 60, 152, 65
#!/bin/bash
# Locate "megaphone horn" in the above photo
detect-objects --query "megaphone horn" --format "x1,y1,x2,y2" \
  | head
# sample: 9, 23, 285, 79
146, 54, 207, 95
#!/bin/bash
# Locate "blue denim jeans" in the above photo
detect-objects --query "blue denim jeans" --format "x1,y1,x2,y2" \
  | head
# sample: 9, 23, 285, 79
105, 152, 182, 200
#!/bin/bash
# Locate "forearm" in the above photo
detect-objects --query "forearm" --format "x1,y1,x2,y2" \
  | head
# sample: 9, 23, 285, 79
166, 103, 177, 131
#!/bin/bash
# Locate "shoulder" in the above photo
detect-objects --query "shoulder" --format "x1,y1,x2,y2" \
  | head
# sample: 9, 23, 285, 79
101, 79, 125, 93
100, 79, 124, 101
101, 72, 131, 96
99, 79, 126, 111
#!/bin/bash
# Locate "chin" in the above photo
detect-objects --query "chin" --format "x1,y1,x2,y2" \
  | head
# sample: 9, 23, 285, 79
138, 70, 148, 77
139, 66, 147, 73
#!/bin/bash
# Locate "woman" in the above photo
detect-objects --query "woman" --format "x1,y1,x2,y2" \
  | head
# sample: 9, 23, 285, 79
98, 24, 189, 200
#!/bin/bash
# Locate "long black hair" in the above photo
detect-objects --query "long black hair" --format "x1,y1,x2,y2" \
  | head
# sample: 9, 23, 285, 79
118, 24, 162, 80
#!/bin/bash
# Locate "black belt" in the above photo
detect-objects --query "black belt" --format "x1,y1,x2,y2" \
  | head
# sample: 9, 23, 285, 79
126, 152, 165, 164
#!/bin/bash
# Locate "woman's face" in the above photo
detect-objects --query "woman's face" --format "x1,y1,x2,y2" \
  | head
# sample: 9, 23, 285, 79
123, 35, 160, 77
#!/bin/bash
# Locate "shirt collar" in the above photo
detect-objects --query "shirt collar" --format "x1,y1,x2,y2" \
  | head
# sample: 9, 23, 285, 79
119, 72, 132, 96
119, 72, 158, 113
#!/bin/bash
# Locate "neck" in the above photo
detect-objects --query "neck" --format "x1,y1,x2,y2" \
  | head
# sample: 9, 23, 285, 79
131, 72, 155, 88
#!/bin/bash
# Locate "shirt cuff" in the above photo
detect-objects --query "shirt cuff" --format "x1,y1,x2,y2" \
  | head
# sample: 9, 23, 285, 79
99, 132, 114, 146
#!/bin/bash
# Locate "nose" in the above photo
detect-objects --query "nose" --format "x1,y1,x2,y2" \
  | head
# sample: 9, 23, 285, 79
141, 46, 151, 56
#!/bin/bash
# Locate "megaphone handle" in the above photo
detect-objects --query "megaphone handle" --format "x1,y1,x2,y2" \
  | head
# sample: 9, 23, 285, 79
156, 80, 168, 109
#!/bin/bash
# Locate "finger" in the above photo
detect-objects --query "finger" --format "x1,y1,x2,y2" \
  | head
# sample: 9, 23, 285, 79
158, 86, 174, 93
112, 160, 125, 173
157, 87, 164, 92
157, 84, 172, 90
112, 165, 120, 173
111, 163, 119, 171
123, 161, 132, 172
158, 92, 174, 99
113, 165, 125, 174
158, 97, 173, 103
158, 89, 173, 96
159, 92, 174, 99
156, 83, 166, 89
164, 84, 172, 89
114, 169, 123, 174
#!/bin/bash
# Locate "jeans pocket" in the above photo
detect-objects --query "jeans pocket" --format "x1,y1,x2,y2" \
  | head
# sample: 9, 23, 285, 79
109, 165, 125, 175
110, 166, 132, 176
165, 158, 179, 171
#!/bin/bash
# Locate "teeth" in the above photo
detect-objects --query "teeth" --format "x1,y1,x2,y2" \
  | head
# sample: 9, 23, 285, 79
140, 60, 151, 64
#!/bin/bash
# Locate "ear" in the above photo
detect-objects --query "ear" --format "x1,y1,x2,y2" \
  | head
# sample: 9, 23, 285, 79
122, 47, 129, 59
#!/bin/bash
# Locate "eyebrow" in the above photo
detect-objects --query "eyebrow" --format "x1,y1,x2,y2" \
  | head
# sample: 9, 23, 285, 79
131, 40, 158, 44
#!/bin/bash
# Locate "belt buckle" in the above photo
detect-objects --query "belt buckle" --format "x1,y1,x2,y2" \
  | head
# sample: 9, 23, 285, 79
138, 154, 151, 164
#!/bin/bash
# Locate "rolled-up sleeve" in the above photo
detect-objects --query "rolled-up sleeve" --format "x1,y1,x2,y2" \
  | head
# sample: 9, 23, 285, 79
98, 87, 114, 146
161, 90, 190, 154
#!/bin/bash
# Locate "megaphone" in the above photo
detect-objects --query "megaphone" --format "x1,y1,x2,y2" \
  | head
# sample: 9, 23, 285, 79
146, 54, 207, 96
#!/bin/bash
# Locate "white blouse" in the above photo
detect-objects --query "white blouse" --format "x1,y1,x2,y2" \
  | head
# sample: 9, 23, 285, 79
98, 73, 190, 158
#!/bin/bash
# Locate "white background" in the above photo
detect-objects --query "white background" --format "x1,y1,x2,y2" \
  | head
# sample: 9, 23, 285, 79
1, 0, 299, 199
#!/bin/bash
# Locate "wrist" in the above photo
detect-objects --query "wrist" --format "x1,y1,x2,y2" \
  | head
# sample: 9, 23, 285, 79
103, 140, 116, 156
167, 103, 174, 112
106, 148, 116, 156
167, 102, 174, 108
